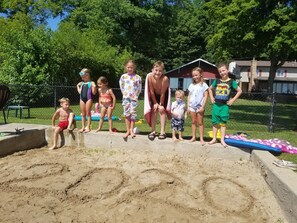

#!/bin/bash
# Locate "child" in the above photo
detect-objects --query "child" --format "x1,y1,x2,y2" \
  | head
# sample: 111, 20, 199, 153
49, 97, 76, 150
208, 63, 242, 147
171, 90, 186, 141
144, 61, 171, 140
95, 76, 116, 133
187, 67, 209, 144
119, 60, 142, 139
76, 68, 96, 133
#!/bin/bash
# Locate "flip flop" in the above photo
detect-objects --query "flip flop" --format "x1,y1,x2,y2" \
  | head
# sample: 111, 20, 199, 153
148, 132, 156, 141
273, 160, 297, 170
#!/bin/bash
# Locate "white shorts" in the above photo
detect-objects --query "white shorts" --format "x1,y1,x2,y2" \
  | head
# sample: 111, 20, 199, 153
189, 106, 201, 113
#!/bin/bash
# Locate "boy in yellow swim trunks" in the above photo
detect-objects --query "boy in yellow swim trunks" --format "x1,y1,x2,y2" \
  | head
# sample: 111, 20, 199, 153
208, 63, 242, 147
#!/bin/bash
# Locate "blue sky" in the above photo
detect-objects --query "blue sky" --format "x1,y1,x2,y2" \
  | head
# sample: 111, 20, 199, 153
47, 17, 61, 30
0, 13, 60, 31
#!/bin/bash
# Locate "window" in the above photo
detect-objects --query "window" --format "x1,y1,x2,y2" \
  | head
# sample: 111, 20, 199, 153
276, 69, 285, 77
273, 82, 297, 94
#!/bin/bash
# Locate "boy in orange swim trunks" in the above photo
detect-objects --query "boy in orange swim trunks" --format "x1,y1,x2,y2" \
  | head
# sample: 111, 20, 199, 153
49, 97, 76, 150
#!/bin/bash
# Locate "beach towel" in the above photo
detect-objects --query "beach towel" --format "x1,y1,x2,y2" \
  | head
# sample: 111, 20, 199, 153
144, 73, 171, 127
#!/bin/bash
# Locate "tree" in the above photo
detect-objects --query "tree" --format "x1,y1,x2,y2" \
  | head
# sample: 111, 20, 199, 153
166, 0, 207, 68
203, 0, 297, 93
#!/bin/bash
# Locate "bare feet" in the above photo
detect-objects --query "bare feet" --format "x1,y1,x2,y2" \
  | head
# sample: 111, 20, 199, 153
200, 141, 206, 146
189, 137, 196, 142
84, 127, 91, 133
95, 128, 101, 132
78, 128, 85, 133
208, 139, 217, 145
178, 138, 184, 141
172, 137, 178, 141
49, 145, 57, 150
123, 131, 130, 139
67, 127, 75, 132
129, 129, 136, 138
221, 141, 228, 148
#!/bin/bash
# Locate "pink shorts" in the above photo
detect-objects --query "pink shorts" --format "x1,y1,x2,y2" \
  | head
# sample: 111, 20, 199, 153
58, 120, 69, 130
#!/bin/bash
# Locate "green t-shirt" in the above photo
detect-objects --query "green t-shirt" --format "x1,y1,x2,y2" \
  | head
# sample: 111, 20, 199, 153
212, 78, 238, 103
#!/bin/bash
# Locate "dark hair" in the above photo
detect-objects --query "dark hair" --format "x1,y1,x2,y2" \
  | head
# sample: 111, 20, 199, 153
97, 76, 108, 85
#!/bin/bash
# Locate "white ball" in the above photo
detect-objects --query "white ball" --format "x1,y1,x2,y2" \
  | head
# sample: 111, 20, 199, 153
133, 127, 139, 134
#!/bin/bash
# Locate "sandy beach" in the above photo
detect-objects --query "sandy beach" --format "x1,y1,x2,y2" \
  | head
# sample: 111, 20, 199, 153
0, 146, 287, 223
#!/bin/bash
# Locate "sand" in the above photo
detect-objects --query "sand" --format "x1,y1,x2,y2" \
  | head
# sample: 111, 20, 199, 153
0, 146, 287, 223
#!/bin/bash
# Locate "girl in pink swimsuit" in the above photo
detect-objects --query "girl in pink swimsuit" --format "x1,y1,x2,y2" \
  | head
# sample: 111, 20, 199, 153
95, 76, 116, 133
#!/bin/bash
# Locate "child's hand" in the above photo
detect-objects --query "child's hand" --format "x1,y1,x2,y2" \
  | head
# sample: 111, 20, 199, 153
153, 103, 159, 112
158, 105, 165, 113
227, 99, 234, 106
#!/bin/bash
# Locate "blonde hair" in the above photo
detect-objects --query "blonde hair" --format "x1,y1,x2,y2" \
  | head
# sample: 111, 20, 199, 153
217, 63, 228, 70
125, 59, 135, 66
175, 89, 185, 98
59, 97, 70, 104
153, 60, 165, 70
192, 67, 204, 84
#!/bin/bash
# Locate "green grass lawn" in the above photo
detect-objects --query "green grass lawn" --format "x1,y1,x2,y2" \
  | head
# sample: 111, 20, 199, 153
2, 98, 297, 164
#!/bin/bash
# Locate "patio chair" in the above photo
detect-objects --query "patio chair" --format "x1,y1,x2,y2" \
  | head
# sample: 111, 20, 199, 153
0, 85, 11, 124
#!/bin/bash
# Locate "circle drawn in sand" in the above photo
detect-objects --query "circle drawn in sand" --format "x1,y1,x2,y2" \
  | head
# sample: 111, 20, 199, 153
202, 177, 254, 213
17, 163, 67, 181
67, 168, 127, 200
135, 168, 181, 187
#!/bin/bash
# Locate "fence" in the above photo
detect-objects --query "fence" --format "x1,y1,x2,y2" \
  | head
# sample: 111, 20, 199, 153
1, 84, 296, 133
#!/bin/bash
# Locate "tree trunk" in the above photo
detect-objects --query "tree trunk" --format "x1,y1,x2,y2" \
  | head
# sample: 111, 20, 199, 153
267, 59, 285, 94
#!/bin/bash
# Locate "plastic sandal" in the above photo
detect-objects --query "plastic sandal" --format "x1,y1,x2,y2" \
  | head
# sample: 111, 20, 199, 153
158, 133, 167, 140
148, 132, 156, 141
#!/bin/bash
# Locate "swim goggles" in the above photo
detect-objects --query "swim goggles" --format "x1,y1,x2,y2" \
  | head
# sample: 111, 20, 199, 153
79, 71, 86, 76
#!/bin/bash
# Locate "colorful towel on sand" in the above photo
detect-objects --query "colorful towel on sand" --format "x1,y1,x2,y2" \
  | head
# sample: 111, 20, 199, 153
225, 134, 297, 154
144, 73, 171, 127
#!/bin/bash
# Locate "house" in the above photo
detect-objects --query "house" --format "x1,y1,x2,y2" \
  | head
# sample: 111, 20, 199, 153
166, 58, 220, 91
230, 59, 297, 94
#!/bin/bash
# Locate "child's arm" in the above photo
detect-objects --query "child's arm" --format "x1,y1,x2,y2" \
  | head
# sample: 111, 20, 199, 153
184, 103, 188, 119
187, 93, 190, 112
200, 88, 209, 112
208, 86, 215, 104
171, 102, 177, 118
77, 82, 82, 94
119, 75, 125, 94
136, 75, 142, 97
148, 74, 158, 111
97, 89, 101, 106
227, 86, 242, 106
109, 89, 116, 109
51, 109, 60, 127
159, 76, 169, 111
91, 81, 97, 95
